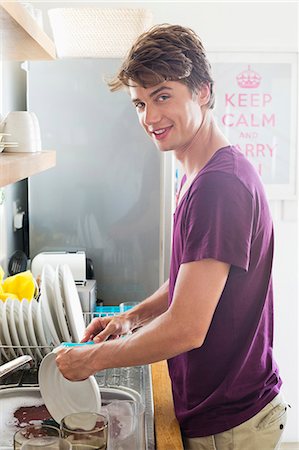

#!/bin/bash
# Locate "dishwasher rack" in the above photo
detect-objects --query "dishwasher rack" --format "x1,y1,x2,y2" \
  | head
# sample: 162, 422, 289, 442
0, 311, 155, 450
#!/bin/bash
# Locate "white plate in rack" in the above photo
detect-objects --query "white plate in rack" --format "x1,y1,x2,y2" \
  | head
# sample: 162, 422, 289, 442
59, 264, 85, 342
0, 301, 10, 362
26, 299, 44, 361
5, 299, 23, 357
40, 266, 61, 347
42, 264, 63, 341
54, 266, 72, 342
2, 299, 18, 359
18, 299, 35, 358
30, 298, 51, 355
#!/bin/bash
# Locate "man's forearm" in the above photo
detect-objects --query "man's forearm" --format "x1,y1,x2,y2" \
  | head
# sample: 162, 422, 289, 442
125, 279, 169, 328
88, 308, 194, 373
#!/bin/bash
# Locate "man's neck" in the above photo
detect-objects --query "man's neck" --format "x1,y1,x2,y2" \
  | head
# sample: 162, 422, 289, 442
174, 110, 230, 178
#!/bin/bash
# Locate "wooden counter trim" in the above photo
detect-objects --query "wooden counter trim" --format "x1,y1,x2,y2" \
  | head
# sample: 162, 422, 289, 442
151, 360, 184, 450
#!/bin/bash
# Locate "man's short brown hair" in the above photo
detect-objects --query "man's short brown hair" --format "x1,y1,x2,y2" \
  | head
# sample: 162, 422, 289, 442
108, 24, 215, 109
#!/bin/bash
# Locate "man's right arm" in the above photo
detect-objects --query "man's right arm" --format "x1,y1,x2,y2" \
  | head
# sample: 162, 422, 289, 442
126, 278, 169, 329
81, 279, 169, 343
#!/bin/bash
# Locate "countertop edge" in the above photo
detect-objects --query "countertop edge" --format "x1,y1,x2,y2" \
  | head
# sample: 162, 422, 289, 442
151, 360, 184, 450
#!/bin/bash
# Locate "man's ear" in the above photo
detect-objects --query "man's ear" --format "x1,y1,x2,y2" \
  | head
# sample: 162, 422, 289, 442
197, 83, 211, 106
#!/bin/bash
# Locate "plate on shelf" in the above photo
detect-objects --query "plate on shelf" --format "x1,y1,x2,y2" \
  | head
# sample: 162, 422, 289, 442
59, 264, 85, 342
2, 299, 18, 359
40, 266, 61, 347
18, 299, 35, 358
54, 266, 72, 342
38, 351, 101, 423
26, 298, 44, 361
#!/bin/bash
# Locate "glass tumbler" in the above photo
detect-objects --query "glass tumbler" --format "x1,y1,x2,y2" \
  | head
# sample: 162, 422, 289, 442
119, 302, 139, 313
106, 400, 145, 450
60, 412, 108, 450
14, 425, 59, 450
20, 437, 71, 450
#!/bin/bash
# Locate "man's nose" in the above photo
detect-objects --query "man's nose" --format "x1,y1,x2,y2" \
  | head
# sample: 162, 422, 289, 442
143, 104, 160, 126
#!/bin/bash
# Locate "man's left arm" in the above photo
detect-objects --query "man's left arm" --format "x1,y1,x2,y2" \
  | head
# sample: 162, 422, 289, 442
55, 258, 230, 380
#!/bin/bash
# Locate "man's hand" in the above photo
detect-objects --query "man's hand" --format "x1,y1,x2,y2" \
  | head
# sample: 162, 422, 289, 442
81, 314, 133, 343
55, 345, 99, 381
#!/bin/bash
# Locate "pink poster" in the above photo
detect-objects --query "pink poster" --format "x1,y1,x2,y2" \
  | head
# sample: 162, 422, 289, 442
210, 53, 297, 198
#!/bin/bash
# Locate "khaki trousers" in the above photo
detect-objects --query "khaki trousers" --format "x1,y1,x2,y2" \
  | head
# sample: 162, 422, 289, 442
183, 393, 289, 450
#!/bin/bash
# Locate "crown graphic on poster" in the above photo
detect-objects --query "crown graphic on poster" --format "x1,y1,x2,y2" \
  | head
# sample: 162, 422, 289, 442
236, 65, 261, 88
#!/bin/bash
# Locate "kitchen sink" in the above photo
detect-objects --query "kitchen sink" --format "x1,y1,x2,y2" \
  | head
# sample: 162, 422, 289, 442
0, 365, 155, 450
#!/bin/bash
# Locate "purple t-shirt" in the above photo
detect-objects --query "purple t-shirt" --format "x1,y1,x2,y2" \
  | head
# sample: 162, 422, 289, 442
168, 146, 281, 438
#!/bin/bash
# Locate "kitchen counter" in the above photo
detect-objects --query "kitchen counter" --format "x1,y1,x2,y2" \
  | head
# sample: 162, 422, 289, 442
151, 360, 184, 450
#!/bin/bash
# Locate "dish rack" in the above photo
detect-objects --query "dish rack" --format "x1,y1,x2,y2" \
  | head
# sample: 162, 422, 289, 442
0, 311, 155, 450
0, 311, 147, 393
0, 311, 111, 368
0, 311, 139, 374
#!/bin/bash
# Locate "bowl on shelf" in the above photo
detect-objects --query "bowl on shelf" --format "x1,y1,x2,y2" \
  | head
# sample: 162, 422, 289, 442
1, 112, 41, 153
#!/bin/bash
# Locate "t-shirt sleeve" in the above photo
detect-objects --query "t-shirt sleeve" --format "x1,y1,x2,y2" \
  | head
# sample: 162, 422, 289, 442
181, 172, 254, 271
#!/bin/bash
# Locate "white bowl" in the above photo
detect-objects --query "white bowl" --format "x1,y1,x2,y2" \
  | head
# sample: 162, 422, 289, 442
2, 111, 42, 153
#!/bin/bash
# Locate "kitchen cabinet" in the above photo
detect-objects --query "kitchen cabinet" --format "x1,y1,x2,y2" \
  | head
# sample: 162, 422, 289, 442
0, 151, 56, 187
151, 360, 184, 450
0, 1, 56, 60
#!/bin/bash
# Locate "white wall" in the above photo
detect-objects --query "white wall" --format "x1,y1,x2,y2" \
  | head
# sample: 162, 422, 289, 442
20, 0, 299, 442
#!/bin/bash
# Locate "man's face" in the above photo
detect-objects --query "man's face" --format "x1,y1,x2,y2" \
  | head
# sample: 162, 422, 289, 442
129, 80, 204, 152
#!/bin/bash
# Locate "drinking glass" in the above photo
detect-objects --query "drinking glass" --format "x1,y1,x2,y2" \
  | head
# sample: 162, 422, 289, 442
106, 400, 145, 450
20, 437, 71, 450
119, 302, 139, 313
60, 412, 108, 450
14, 425, 59, 450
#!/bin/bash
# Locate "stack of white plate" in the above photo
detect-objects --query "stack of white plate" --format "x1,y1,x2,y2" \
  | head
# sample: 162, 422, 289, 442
0, 132, 19, 153
0, 264, 85, 364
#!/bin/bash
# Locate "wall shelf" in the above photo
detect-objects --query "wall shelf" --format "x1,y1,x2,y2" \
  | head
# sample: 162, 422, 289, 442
0, 2, 56, 60
0, 151, 56, 187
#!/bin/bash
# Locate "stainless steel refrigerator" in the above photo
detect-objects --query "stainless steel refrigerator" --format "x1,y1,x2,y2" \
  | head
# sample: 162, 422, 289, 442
27, 59, 161, 305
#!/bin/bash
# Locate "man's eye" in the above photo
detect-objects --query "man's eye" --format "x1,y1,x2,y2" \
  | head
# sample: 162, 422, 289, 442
135, 102, 145, 109
157, 95, 169, 102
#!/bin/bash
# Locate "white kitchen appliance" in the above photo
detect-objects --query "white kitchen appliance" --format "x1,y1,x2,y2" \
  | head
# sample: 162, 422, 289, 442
76, 279, 97, 313
31, 251, 97, 313
31, 251, 86, 283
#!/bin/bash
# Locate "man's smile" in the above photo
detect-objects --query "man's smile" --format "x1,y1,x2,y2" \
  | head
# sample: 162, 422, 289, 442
151, 126, 173, 140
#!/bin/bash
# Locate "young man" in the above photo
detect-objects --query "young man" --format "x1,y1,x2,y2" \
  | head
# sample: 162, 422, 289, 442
56, 24, 288, 449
